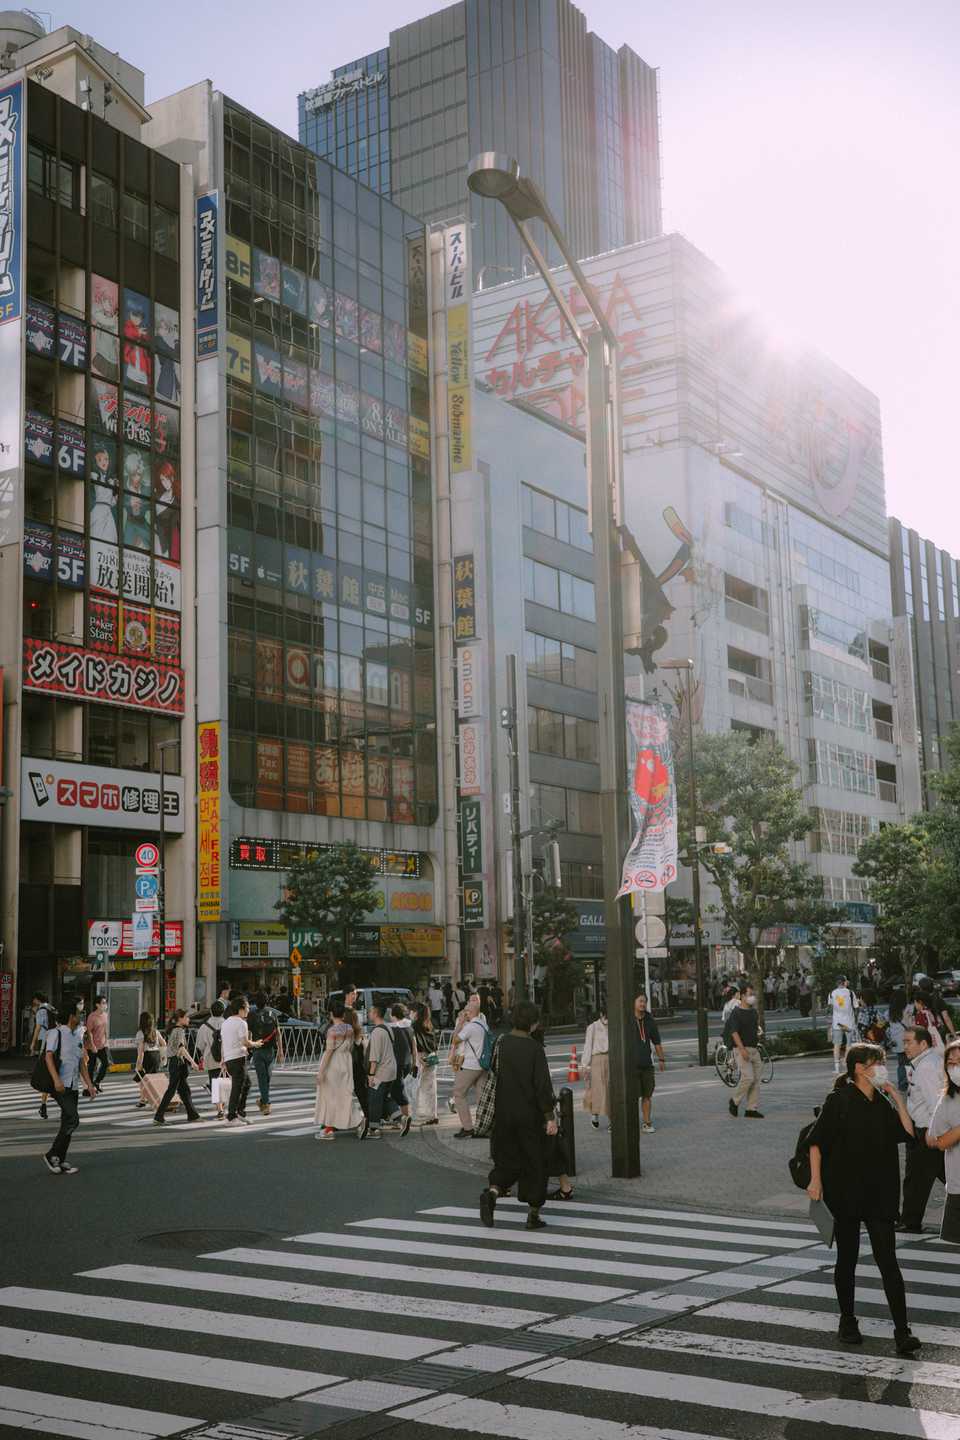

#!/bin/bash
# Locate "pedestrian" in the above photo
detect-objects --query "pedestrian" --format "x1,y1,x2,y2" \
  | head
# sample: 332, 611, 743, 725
798, 972, 812, 1020
30, 992, 56, 1120
195, 1000, 227, 1117
490, 983, 504, 1026
441, 981, 454, 1028
532, 1019, 575, 1200
450, 993, 490, 1139
764, 973, 776, 1012
888, 1005, 908, 1093
412, 1002, 439, 1124
134, 1011, 165, 1108
897, 1026, 947, 1232
914, 977, 957, 1042
479, 1001, 557, 1231
927, 1038, 960, 1244
806, 1041, 920, 1356
154, 1010, 203, 1126
582, 1007, 610, 1130
365, 1002, 398, 1138
629, 992, 665, 1133
85, 995, 111, 1095
726, 982, 764, 1119
828, 975, 860, 1073
41, 999, 96, 1174
250, 991, 284, 1115
387, 1003, 417, 1136
217, 982, 232, 1008
427, 980, 443, 1030
221, 996, 262, 1125
315, 1001, 366, 1140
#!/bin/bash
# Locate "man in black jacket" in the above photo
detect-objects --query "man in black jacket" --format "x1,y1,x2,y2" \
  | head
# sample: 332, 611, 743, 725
629, 992, 666, 1133
479, 1002, 557, 1231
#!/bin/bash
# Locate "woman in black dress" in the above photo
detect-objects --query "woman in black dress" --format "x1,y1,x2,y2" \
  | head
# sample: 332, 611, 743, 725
479, 1001, 557, 1231
807, 1041, 919, 1355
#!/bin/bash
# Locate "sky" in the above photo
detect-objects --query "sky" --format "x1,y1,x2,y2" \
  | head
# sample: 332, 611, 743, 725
61, 0, 960, 549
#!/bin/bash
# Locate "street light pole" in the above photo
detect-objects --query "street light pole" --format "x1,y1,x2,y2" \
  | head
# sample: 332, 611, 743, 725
503, 653, 527, 1002
156, 739, 180, 1030
467, 154, 639, 1176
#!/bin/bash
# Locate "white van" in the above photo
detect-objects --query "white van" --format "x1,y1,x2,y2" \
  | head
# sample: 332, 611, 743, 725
326, 986, 416, 1031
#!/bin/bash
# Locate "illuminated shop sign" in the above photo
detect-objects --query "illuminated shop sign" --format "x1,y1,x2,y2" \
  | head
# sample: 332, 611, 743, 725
230, 836, 421, 877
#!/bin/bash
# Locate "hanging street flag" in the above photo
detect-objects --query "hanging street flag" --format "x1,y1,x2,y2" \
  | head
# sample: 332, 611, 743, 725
616, 700, 678, 897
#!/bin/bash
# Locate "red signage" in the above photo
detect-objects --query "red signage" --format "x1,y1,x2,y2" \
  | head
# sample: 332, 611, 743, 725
87, 919, 183, 958
23, 639, 184, 715
0, 974, 13, 1052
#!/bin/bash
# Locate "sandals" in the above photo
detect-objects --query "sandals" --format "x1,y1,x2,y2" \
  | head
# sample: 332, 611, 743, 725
549, 1186, 574, 1201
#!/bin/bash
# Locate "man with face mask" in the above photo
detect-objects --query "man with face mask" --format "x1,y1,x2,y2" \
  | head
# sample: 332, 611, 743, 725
897, 1026, 947, 1232
629, 993, 665, 1133
728, 983, 764, 1119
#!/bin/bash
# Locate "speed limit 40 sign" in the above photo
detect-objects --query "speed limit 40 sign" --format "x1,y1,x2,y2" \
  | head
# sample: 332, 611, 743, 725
135, 841, 160, 869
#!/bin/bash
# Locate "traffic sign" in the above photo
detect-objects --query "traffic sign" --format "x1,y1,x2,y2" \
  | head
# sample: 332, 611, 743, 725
289, 946, 302, 968
135, 897, 159, 912
131, 911, 153, 951
634, 915, 666, 948
135, 841, 160, 868
636, 945, 669, 959
135, 874, 159, 899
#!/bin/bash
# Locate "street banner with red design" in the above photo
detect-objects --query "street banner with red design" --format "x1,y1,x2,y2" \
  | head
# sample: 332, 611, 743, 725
617, 700, 678, 896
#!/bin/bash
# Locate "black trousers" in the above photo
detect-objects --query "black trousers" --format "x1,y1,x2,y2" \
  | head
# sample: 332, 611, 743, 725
901, 1131, 946, 1226
48, 1087, 80, 1163
90, 1047, 110, 1089
156, 1058, 200, 1121
489, 1120, 547, 1209
834, 1217, 908, 1331
225, 1057, 249, 1120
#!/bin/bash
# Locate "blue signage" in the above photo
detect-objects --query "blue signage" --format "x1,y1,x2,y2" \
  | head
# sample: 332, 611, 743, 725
135, 873, 159, 899
0, 81, 23, 327
195, 192, 219, 357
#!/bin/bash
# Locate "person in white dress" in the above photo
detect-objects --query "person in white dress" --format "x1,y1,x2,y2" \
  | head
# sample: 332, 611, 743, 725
582, 1008, 610, 1129
315, 1002, 366, 1140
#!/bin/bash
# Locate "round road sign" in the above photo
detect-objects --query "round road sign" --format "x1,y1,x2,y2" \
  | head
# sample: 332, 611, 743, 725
135, 841, 160, 868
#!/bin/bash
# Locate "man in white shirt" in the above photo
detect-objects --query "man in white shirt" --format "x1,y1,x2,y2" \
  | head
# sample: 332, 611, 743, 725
451, 993, 489, 1138
828, 977, 859, 1073
427, 982, 444, 1028
42, 1000, 96, 1174
220, 996, 262, 1125
898, 1025, 947, 1232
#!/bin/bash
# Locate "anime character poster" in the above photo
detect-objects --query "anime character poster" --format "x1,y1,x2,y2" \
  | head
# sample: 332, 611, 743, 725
282, 265, 307, 316
359, 307, 382, 353
383, 319, 406, 366
154, 303, 181, 404
123, 288, 152, 389
88, 474, 119, 545
91, 327, 119, 382
309, 279, 332, 329
90, 378, 119, 434
153, 403, 180, 457
154, 461, 180, 561
122, 492, 152, 551
122, 394, 152, 449
92, 275, 119, 334
310, 371, 336, 419
122, 448, 151, 497
334, 293, 358, 343
254, 343, 283, 400
616, 700, 678, 897
283, 356, 308, 410
252, 249, 281, 303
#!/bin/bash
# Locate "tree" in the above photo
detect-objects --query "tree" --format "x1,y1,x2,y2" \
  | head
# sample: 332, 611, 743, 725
507, 890, 581, 1020
853, 821, 939, 994
675, 731, 828, 1021
275, 842, 381, 987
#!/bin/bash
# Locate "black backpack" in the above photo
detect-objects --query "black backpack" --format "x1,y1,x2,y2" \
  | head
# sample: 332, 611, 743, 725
251, 1007, 279, 1048
208, 1022, 223, 1064
389, 1024, 413, 1077
788, 1086, 851, 1189
30, 1027, 61, 1092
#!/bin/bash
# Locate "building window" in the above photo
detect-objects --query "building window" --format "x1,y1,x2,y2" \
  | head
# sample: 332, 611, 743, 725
153, 204, 179, 259
800, 605, 868, 664
804, 672, 870, 732
122, 192, 150, 246
530, 783, 602, 835
808, 738, 876, 796
724, 573, 769, 633
528, 705, 598, 762
809, 807, 880, 855
27, 142, 79, 209
523, 559, 595, 620
724, 502, 772, 547
525, 631, 597, 690
90, 172, 117, 228
560, 860, 603, 899
522, 484, 592, 551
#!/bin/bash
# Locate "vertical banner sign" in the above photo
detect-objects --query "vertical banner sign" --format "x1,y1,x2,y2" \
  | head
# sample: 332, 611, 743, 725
617, 700, 678, 897
453, 554, 477, 641
460, 798, 483, 876
444, 223, 472, 474
0, 80, 24, 549
195, 193, 219, 358
197, 721, 222, 921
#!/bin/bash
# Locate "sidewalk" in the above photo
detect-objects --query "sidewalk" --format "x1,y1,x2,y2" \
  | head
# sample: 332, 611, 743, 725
0, 1053, 31, 1085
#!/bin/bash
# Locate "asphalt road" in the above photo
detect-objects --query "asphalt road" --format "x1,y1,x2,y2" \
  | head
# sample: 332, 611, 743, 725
1, 1043, 957, 1440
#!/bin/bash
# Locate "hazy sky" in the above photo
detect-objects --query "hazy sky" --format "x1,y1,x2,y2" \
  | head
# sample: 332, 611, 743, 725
67, 0, 960, 549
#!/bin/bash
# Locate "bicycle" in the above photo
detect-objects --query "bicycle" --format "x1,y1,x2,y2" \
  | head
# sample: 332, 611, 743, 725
713, 1040, 774, 1086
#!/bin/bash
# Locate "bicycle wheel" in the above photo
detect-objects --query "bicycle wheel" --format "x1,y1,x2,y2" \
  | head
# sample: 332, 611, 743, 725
759, 1045, 774, 1084
714, 1043, 737, 1087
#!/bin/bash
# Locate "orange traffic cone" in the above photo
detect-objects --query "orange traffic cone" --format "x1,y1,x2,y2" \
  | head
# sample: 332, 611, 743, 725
567, 1045, 580, 1082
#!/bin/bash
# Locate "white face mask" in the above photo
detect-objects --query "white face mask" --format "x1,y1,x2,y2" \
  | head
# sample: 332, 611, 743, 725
948, 1066, 960, 1087
745, 995, 757, 1006
868, 1064, 889, 1089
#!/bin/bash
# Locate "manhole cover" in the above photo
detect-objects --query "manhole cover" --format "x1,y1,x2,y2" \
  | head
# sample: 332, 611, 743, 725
140, 1229, 273, 1250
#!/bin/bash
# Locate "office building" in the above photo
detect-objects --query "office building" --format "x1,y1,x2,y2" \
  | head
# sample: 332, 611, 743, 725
146, 86, 443, 1005
890, 518, 960, 805
0, 18, 195, 1041
298, 0, 662, 283
471, 232, 923, 977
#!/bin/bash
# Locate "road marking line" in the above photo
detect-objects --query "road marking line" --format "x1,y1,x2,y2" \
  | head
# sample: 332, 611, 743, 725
0, 1288, 452, 1362
420, 1206, 809, 1252
702, 1300, 960, 1349
206, 1246, 636, 1303
512, 1356, 960, 1438
348, 1217, 762, 1265
494, 1198, 816, 1234
0, 1325, 340, 1398
769, 1279, 960, 1313
0, 1384, 200, 1439
78, 1265, 553, 1329
388, 1393, 732, 1440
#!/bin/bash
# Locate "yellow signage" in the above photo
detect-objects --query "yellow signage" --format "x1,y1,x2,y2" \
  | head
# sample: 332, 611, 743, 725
226, 331, 251, 385
225, 234, 251, 289
448, 382, 471, 473
290, 946, 302, 967
446, 305, 469, 387
408, 332, 428, 374
408, 414, 430, 460
380, 924, 445, 958
197, 721, 222, 923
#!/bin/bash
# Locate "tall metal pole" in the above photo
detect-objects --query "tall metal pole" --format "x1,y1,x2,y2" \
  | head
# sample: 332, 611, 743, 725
157, 746, 167, 1030
505, 654, 527, 1002
685, 666, 709, 1066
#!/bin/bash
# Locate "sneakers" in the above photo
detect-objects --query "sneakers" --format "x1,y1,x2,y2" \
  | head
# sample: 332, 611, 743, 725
236, 1115, 251, 1126
186, 1114, 203, 1123
526, 1209, 547, 1230
400, 1115, 412, 1137
316, 1128, 335, 1141
895, 1221, 923, 1233
641, 1122, 656, 1133
895, 1329, 922, 1357
448, 1098, 457, 1113
153, 1116, 166, 1126
38, 1103, 47, 1120
422, 1117, 439, 1125
454, 1128, 475, 1139
58, 1162, 78, 1175
367, 1127, 382, 1139
744, 1110, 765, 1119
728, 1099, 738, 1118
591, 1115, 600, 1129
357, 1118, 369, 1140
258, 1101, 271, 1116
41, 1154, 61, 1175
838, 1315, 863, 1345
480, 1187, 496, 1229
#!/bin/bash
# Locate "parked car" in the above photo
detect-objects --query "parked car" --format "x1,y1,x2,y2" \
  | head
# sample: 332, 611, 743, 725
936, 970, 960, 998
326, 986, 416, 1031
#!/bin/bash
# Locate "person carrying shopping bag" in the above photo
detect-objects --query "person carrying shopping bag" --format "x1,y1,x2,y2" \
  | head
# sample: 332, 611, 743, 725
806, 1041, 920, 1356
412, 1002, 440, 1124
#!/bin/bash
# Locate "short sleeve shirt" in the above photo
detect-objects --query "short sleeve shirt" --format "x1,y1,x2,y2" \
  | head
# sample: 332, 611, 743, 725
928, 1093, 960, 1194
221, 1015, 250, 1062
46, 1024, 83, 1089
829, 988, 855, 1029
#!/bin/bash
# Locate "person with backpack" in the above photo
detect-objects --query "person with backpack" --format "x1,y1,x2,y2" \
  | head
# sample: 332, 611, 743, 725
39, 999, 96, 1174
386, 1003, 417, 1137
154, 1010, 203, 1126
805, 1041, 920, 1356
450, 993, 490, 1138
365, 1002, 398, 1138
250, 991, 284, 1115
195, 1001, 227, 1117
30, 993, 56, 1120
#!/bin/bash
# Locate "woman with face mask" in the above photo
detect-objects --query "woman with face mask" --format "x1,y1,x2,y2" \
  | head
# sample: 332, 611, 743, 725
926, 1039, 960, 1244
806, 1042, 919, 1356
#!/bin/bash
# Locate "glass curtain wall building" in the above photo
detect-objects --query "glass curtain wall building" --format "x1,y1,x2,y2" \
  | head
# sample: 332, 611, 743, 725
298, 0, 662, 283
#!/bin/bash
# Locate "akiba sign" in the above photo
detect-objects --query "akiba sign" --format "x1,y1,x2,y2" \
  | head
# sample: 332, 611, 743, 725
21, 758, 184, 832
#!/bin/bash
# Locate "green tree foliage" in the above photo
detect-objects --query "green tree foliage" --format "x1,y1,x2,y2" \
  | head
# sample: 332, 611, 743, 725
853, 821, 942, 989
507, 890, 582, 1020
275, 842, 380, 983
675, 731, 831, 1018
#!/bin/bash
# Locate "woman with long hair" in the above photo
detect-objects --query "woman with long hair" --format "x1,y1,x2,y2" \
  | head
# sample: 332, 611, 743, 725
134, 1011, 164, 1109
412, 1001, 440, 1125
314, 1001, 366, 1141
582, 1006, 610, 1131
927, 1037, 960, 1243
806, 1041, 919, 1355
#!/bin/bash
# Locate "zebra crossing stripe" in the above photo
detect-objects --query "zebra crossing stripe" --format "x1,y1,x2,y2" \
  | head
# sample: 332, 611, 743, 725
0, 1288, 453, 1362
0, 1324, 341, 1398
0, 1383, 200, 1438
700, 1300, 960, 1350
348, 1217, 763, 1266
79, 1264, 555, 1329
388, 1393, 728, 1440
511, 1355, 960, 1439
492, 1197, 817, 1233
419, 1206, 811, 1252
769, 1279, 960, 1314
204, 1246, 633, 1304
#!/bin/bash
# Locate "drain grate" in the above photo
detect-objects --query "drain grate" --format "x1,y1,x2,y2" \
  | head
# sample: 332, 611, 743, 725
139, 1229, 275, 1250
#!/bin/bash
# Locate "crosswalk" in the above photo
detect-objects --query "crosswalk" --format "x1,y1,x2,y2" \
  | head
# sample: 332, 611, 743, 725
4, 1191, 960, 1439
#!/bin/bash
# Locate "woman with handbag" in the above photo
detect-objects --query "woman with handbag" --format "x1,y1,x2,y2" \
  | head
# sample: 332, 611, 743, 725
346, 1007, 369, 1122
480, 1001, 558, 1231
582, 1007, 610, 1131
533, 1020, 575, 1200
412, 1002, 440, 1124
134, 1012, 164, 1109
315, 1001, 367, 1141
154, 1010, 203, 1125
